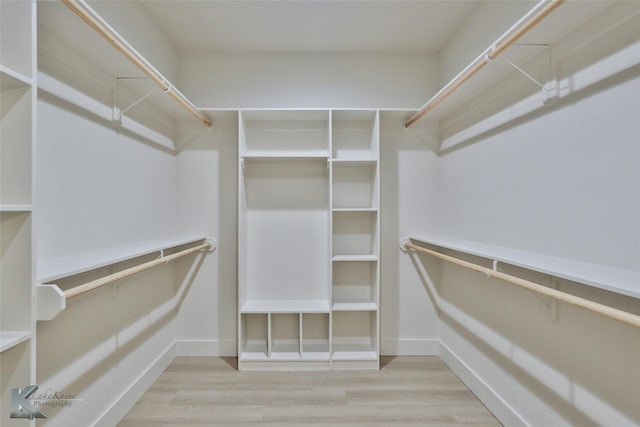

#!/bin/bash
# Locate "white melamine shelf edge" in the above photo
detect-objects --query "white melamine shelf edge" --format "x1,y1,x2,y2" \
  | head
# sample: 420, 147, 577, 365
0, 331, 32, 353
241, 154, 329, 160
332, 208, 378, 212
332, 159, 378, 164
332, 255, 378, 262
37, 72, 175, 152
0, 204, 32, 213
239, 352, 269, 361
331, 351, 378, 361
270, 352, 301, 361
37, 235, 209, 283
0, 65, 32, 89
241, 300, 331, 313
332, 302, 378, 311
200, 107, 415, 112
409, 234, 640, 299
301, 352, 330, 360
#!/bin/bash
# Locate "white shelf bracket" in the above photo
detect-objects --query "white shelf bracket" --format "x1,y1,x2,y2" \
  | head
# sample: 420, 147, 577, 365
112, 76, 156, 125
399, 237, 413, 253
204, 238, 217, 253
36, 284, 66, 321
501, 44, 558, 105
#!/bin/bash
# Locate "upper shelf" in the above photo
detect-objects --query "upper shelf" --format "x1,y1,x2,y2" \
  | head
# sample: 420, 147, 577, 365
0, 66, 32, 90
37, 1, 208, 128
37, 235, 208, 283
409, 234, 640, 300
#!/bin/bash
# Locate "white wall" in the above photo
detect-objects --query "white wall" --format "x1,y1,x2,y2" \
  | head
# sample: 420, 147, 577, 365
178, 52, 436, 109
174, 114, 238, 356
379, 113, 441, 354
427, 62, 640, 426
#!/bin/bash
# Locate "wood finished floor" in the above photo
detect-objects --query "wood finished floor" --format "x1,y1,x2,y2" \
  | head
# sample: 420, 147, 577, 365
118, 356, 500, 426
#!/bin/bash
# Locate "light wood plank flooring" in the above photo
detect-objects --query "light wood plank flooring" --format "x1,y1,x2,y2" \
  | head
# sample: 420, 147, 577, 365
118, 356, 500, 426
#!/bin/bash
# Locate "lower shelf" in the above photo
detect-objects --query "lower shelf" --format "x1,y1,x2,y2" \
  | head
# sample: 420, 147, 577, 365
0, 331, 31, 353
332, 350, 378, 361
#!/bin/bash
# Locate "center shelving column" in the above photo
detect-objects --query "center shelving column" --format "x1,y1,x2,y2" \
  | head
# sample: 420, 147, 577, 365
330, 110, 380, 370
238, 110, 331, 370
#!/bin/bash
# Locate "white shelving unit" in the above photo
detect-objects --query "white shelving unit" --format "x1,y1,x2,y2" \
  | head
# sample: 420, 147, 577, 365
1, 1, 36, 424
238, 109, 380, 370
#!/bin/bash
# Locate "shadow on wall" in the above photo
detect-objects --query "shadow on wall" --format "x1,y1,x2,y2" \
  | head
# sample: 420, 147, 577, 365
35, 252, 205, 424
407, 249, 640, 426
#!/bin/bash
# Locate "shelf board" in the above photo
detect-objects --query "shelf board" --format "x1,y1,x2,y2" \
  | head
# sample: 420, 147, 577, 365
332, 255, 378, 262
241, 300, 330, 313
0, 331, 31, 353
301, 351, 330, 361
332, 301, 378, 311
409, 234, 640, 299
270, 352, 301, 361
332, 208, 378, 212
0, 65, 32, 90
239, 351, 269, 361
242, 153, 329, 160
332, 159, 377, 165
331, 350, 378, 361
37, 235, 208, 283
0, 204, 32, 213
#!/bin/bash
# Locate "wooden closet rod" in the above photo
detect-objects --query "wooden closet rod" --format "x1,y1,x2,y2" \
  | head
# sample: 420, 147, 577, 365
404, 241, 640, 329
404, 0, 565, 128
61, 0, 212, 127
64, 241, 212, 300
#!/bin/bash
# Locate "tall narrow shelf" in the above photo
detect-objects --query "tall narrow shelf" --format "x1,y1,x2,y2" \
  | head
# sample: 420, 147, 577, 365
238, 109, 380, 370
0, 1, 36, 424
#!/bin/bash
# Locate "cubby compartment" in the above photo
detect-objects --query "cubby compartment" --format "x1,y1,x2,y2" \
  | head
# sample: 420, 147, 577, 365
301, 313, 330, 360
0, 83, 32, 206
332, 311, 377, 360
332, 261, 377, 310
240, 110, 329, 157
271, 313, 300, 360
240, 313, 269, 361
332, 110, 378, 160
332, 162, 378, 209
333, 211, 378, 257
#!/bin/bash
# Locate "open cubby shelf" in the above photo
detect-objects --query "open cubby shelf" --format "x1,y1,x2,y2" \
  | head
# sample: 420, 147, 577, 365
239, 110, 379, 370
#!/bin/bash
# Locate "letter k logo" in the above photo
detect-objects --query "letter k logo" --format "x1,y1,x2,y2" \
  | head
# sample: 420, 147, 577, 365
11, 385, 47, 419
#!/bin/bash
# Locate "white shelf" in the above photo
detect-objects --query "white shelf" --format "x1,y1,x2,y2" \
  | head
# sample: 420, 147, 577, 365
331, 350, 378, 361
0, 331, 31, 353
270, 352, 301, 361
241, 300, 330, 313
0, 204, 32, 213
332, 302, 378, 311
332, 208, 378, 212
302, 351, 330, 361
332, 159, 377, 165
37, 235, 208, 283
0, 66, 32, 90
410, 234, 640, 299
333, 255, 378, 262
239, 351, 269, 362
242, 153, 329, 160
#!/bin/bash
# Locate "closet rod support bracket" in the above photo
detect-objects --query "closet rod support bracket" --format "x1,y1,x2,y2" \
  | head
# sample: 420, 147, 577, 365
204, 238, 217, 253
35, 284, 66, 321
399, 237, 413, 253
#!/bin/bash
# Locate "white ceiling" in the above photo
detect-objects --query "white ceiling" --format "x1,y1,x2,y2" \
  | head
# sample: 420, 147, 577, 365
139, 0, 479, 54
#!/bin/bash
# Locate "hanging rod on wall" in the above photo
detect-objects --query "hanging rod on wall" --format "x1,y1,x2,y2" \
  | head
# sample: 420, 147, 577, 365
404, 0, 565, 128
402, 241, 640, 329
60, 0, 212, 127
64, 241, 214, 300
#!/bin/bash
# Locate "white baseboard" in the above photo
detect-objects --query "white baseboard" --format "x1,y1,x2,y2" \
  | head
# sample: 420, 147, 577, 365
381, 338, 440, 356
93, 341, 176, 427
175, 339, 236, 356
439, 341, 527, 427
